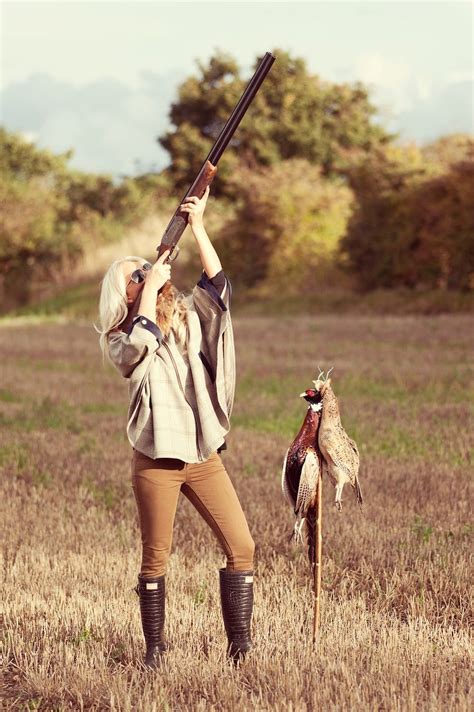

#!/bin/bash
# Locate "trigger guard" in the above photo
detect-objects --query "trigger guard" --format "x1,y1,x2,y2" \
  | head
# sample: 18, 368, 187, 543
168, 245, 179, 262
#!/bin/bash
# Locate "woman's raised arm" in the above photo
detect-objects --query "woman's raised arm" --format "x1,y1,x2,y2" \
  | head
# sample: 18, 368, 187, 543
179, 186, 222, 279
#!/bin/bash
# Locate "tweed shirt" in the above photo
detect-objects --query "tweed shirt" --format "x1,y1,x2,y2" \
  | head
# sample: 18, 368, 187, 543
107, 270, 235, 463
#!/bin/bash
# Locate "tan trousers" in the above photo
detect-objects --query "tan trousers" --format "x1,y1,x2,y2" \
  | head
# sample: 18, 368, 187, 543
131, 448, 255, 578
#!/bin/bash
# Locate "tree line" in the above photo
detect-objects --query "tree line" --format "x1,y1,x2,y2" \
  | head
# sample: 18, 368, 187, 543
1, 48, 473, 311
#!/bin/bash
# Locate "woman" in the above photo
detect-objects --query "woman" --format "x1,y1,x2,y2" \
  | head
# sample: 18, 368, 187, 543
96, 186, 255, 670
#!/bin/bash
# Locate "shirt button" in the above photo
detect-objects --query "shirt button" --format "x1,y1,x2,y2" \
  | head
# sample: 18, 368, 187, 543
141, 319, 147, 324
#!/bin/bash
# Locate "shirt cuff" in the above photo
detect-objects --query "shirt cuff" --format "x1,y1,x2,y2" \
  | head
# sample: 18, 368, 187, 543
197, 270, 230, 311
127, 314, 163, 344
208, 269, 226, 291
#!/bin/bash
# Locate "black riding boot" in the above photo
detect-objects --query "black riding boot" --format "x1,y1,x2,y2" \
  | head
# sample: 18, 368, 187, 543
218, 567, 254, 664
134, 573, 168, 669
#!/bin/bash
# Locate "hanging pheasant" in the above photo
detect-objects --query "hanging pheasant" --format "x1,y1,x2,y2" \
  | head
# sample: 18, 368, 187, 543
281, 376, 325, 644
312, 369, 363, 511
281, 369, 363, 647
281, 385, 323, 561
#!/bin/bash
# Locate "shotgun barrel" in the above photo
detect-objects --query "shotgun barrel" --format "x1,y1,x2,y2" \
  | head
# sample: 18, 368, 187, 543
208, 51, 276, 165
156, 51, 276, 256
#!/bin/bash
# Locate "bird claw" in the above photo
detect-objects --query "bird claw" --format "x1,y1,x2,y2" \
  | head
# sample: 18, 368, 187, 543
335, 500, 342, 512
293, 518, 306, 545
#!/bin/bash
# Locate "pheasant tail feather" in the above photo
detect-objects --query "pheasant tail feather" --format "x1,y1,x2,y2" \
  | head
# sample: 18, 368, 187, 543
305, 505, 316, 569
355, 474, 363, 506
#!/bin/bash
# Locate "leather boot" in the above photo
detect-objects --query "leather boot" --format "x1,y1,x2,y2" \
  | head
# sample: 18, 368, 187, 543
218, 567, 254, 664
134, 573, 168, 669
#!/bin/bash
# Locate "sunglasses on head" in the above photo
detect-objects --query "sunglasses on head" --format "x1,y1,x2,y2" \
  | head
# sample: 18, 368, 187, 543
127, 262, 152, 286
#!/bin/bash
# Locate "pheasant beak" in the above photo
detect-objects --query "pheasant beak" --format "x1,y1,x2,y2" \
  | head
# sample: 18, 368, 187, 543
299, 392, 307, 398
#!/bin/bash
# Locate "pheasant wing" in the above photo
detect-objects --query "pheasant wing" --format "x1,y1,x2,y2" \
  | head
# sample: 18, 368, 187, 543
347, 435, 359, 458
320, 428, 358, 480
281, 448, 295, 508
295, 448, 319, 515
292, 448, 320, 545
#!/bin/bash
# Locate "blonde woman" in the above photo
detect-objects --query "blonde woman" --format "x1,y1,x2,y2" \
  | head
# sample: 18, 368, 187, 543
96, 187, 255, 670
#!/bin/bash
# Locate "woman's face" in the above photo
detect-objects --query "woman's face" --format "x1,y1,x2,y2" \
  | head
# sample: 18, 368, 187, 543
121, 260, 148, 305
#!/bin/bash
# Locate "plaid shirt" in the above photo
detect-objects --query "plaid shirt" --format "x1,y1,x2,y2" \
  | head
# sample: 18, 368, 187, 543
107, 270, 235, 463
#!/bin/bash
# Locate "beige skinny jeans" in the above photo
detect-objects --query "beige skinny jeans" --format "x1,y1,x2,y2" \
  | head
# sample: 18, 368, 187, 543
131, 448, 255, 578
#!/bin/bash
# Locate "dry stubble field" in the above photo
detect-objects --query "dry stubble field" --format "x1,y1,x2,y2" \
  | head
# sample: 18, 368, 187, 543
1, 313, 473, 711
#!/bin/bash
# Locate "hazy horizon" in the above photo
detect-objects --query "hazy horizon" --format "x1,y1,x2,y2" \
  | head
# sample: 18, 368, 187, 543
2, 0, 472, 176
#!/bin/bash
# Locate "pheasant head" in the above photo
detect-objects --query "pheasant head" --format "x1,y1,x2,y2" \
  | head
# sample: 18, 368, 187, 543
299, 387, 323, 412
312, 368, 340, 424
312, 366, 331, 386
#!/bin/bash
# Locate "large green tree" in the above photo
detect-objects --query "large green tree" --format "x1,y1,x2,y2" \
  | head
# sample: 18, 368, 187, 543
158, 49, 396, 198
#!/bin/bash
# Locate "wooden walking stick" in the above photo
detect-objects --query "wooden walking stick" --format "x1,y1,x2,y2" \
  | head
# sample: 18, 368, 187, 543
312, 466, 323, 645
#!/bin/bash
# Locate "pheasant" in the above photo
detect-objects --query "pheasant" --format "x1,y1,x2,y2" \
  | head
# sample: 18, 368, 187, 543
281, 387, 323, 554
313, 370, 363, 511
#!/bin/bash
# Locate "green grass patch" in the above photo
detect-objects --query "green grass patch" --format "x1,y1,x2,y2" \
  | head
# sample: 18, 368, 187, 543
237, 373, 303, 399
234, 372, 470, 466
30, 469, 54, 488
243, 461, 258, 477
2, 274, 474, 324
342, 415, 469, 466
238, 370, 473, 409
337, 375, 411, 402
193, 579, 208, 607
11, 357, 90, 374
232, 409, 304, 440
233, 286, 474, 316
0, 388, 21, 402
5, 281, 101, 321
79, 402, 123, 415
0, 396, 84, 434
81, 477, 123, 511
0, 442, 54, 488
68, 626, 102, 646
0, 442, 30, 469
76, 434, 99, 455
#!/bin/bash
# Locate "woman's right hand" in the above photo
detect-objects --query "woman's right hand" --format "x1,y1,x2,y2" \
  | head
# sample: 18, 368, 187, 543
146, 249, 172, 291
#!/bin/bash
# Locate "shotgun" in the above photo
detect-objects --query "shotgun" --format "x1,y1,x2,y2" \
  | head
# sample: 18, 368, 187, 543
122, 51, 275, 334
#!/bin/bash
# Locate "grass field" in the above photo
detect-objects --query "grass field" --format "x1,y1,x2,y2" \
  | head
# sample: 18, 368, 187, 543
1, 313, 472, 710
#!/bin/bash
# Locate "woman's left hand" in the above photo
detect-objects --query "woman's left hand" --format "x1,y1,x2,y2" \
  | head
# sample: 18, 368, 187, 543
179, 185, 210, 227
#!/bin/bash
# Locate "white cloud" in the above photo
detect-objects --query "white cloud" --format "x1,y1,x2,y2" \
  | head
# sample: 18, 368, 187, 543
19, 131, 39, 144
396, 77, 474, 144
444, 70, 474, 84
413, 76, 432, 102
334, 50, 472, 143
355, 52, 411, 89
1, 71, 184, 176
354, 52, 413, 114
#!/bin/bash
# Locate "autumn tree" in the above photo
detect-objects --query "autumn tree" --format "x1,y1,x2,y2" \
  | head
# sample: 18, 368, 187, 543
340, 136, 474, 290
158, 49, 396, 199
217, 158, 354, 290
0, 129, 157, 311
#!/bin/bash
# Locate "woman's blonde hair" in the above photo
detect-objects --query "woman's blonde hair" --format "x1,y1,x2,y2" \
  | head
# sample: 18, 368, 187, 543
93, 255, 191, 366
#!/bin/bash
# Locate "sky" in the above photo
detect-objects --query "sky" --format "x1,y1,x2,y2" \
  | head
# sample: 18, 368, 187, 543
1, 0, 472, 177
